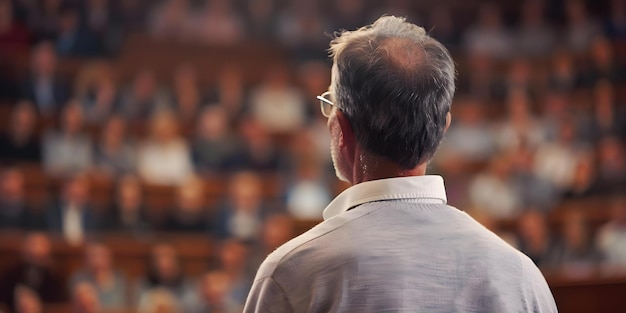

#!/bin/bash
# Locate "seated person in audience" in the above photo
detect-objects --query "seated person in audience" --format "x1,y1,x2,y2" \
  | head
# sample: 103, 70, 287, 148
469, 154, 522, 219
164, 176, 211, 233
137, 111, 194, 185
21, 41, 71, 116
47, 173, 103, 244
117, 69, 166, 123
0, 168, 27, 229
516, 210, 563, 274
0, 101, 41, 163
533, 118, 587, 191
595, 136, 626, 194
213, 171, 269, 242
589, 81, 626, 140
597, 197, 626, 274
215, 240, 251, 306
13, 285, 43, 313
106, 174, 151, 234
93, 116, 136, 178
69, 243, 128, 310
285, 156, 331, 220
0, 168, 46, 230
186, 270, 241, 313
170, 64, 203, 123
191, 106, 239, 175
557, 209, 602, 279
224, 117, 286, 173
136, 244, 195, 306
43, 101, 94, 177
71, 281, 102, 313
0, 233, 67, 311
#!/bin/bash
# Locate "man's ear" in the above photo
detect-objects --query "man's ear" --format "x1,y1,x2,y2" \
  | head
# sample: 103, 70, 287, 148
335, 110, 354, 150
444, 112, 452, 133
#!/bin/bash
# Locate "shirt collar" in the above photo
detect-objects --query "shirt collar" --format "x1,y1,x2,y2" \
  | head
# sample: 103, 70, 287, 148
322, 175, 447, 220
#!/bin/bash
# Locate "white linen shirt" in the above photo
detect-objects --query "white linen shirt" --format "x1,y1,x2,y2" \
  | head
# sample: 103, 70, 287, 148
244, 175, 557, 313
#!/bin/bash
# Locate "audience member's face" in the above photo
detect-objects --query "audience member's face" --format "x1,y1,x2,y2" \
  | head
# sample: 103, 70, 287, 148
263, 215, 294, 250
64, 176, 90, 205
229, 173, 262, 210
86, 244, 112, 272
1, 169, 25, 201
518, 211, 548, 244
118, 176, 142, 210
219, 241, 248, 272
11, 102, 37, 138
31, 43, 57, 77
23, 234, 52, 266
72, 282, 101, 313
151, 114, 179, 143
198, 107, 228, 140
200, 271, 231, 304
101, 117, 125, 147
62, 103, 84, 135
133, 71, 157, 100
177, 179, 204, 213
152, 245, 179, 280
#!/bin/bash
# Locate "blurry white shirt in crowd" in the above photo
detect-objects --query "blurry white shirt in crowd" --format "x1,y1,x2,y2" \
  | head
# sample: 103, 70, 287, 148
597, 222, 626, 271
137, 139, 193, 185
230, 211, 261, 241
250, 87, 306, 134
440, 124, 496, 162
287, 181, 330, 220
469, 173, 521, 219
63, 204, 84, 245
533, 143, 580, 190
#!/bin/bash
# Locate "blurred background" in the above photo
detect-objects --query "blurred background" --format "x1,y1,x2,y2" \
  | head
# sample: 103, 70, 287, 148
0, 0, 625, 312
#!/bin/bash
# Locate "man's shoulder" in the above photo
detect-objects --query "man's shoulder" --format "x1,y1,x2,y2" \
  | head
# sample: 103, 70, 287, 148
254, 217, 344, 281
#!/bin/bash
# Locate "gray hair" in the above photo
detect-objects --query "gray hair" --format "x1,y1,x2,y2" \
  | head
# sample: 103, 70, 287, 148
329, 16, 455, 168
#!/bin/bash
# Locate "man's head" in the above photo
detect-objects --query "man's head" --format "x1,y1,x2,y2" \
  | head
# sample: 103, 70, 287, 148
325, 16, 455, 183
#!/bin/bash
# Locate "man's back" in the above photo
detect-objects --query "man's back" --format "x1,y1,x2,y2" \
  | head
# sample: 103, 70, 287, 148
245, 201, 556, 312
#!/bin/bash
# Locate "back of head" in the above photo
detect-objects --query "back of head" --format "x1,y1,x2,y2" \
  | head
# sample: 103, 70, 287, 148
330, 16, 455, 169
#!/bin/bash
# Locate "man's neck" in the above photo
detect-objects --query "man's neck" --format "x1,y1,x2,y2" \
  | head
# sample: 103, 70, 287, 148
350, 151, 427, 185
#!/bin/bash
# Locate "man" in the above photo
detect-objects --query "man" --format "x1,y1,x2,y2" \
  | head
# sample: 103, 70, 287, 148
244, 16, 557, 312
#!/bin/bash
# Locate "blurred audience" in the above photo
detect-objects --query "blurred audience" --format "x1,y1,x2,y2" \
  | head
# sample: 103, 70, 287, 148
0, 1, 625, 311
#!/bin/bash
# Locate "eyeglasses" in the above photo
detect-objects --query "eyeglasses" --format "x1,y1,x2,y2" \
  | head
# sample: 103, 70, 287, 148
316, 91, 335, 118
